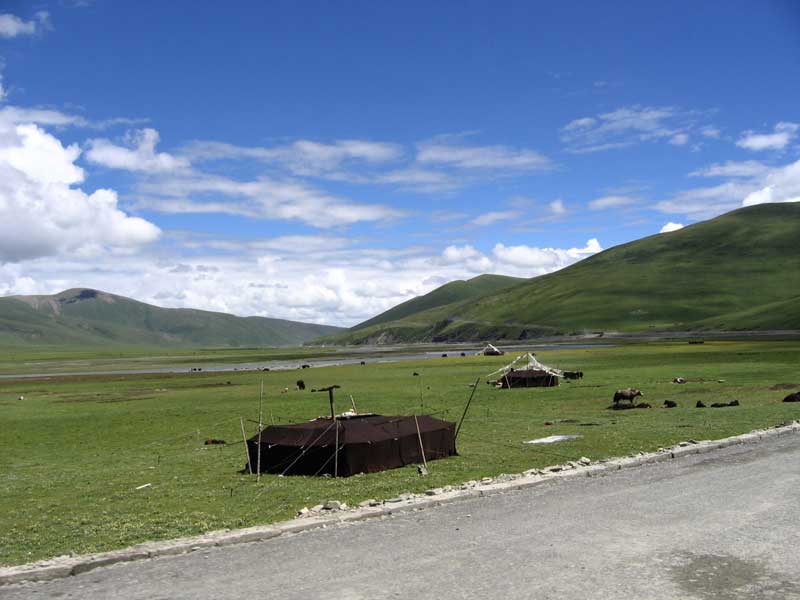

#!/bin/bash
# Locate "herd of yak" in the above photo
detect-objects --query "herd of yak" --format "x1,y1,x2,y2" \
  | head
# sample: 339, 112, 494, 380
611, 386, 800, 410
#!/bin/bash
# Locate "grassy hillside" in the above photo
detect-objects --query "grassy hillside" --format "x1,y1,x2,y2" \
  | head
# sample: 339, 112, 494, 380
324, 203, 800, 344
352, 274, 525, 331
0, 289, 341, 348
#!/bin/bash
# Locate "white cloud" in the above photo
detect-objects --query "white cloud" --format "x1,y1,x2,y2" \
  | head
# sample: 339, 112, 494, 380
183, 138, 403, 177
741, 160, 800, 207
561, 105, 699, 153
689, 160, 770, 178
588, 195, 637, 210
417, 142, 552, 171
669, 133, 689, 146
86, 128, 190, 173
658, 158, 800, 218
492, 239, 602, 273
0, 112, 160, 263
471, 210, 520, 226
136, 172, 405, 227
700, 127, 721, 139
736, 122, 799, 152
549, 199, 566, 215
659, 222, 684, 233
0, 11, 50, 38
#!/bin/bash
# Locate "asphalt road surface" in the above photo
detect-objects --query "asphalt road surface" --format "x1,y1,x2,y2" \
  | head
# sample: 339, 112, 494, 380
5, 434, 800, 599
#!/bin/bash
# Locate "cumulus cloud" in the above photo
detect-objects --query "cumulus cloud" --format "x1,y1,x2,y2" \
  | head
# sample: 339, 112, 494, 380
86, 128, 190, 173
659, 222, 684, 233
561, 105, 699, 153
0, 113, 160, 263
0, 11, 50, 38
588, 195, 637, 210
492, 239, 602, 272
736, 122, 798, 152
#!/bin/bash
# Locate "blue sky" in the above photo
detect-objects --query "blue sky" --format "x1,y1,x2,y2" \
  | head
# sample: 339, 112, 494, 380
0, 1, 798, 325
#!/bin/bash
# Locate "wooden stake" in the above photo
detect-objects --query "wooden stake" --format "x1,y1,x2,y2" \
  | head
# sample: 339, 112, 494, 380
414, 414, 428, 471
349, 394, 357, 414
334, 418, 339, 478
455, 377, 481, 440
256, 381, 264, 481
240, 417, 253, 475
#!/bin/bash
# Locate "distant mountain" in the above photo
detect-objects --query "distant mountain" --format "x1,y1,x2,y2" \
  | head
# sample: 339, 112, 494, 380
0, 288, 342, 348
320, 203, 800, 344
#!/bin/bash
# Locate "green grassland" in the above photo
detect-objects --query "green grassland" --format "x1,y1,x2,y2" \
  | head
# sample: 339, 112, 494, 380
2, 340, 800, 566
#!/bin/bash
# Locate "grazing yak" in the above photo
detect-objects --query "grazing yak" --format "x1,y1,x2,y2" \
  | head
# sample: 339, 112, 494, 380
613, 388, 643, 405
711, 400, 740, 408
296, 380, 306, 391
783, 392, 800, 403
563, 371, 584, 380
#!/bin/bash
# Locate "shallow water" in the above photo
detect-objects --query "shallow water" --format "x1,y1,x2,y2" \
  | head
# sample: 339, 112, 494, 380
0, 343, 614, 379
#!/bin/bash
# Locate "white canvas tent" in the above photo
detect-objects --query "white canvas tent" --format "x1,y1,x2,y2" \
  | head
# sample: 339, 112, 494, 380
480, 343, 504, 356
486, 352, 563, 380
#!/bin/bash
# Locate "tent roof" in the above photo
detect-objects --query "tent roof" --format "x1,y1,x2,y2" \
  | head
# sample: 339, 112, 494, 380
486, 352, 563, 379
251, 414, 454, 447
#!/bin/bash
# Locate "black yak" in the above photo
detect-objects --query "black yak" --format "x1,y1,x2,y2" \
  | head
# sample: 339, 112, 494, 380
783, 392, 800, 403
663, 400, 678, 408
296, 380, 306, 390
696, 400, 707, 408
564, 371, 584, 380
613, 388, 643, 405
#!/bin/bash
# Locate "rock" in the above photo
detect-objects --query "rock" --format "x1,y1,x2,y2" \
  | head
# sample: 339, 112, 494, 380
425, 488, 443, 496
481, 477, 493, 484
297, 507, 310, 517
679, 441, 690, 447
568, 461, 579, 469
385, 497, 403, 503
358, 499, 375, 508
311, 504, 324, 512
547, 466, 563, 473
323, 500, 342, 511
369, 499, 381, 506
578, 457, 591, 466
688, 439, 699, 445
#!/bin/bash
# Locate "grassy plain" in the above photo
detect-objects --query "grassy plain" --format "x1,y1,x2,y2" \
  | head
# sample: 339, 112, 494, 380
2, 340, 799, 566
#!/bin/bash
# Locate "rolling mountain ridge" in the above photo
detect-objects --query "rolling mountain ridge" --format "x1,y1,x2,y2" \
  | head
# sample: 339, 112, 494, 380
0, 288, 342, 348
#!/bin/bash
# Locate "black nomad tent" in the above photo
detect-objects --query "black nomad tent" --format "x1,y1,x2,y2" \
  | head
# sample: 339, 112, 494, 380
246, 413, 457, 477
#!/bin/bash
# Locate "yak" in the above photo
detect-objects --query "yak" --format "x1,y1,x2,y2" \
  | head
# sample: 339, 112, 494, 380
563, 371, 584, 380
783, 392, 800, 403
613, 388, 643, 405
663, 400, 678, 408
296, 380, 306, 390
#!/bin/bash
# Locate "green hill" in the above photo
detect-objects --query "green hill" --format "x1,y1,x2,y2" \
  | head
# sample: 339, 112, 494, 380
352, 274, 525, 331
0, 289, 342, 348
322, 203, 800, 344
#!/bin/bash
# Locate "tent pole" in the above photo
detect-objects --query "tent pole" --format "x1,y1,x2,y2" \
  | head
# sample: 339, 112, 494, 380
329, 386, 338, 477
256, 380, 264, 481
414, 415, 428, 471
240, 417, 253, 475
455, 377, 481, 440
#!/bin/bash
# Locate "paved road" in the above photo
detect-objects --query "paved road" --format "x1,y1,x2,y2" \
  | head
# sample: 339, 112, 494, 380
5, 434, 800, 599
